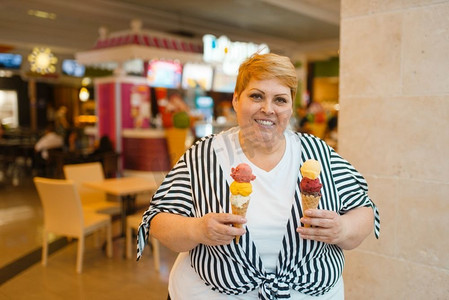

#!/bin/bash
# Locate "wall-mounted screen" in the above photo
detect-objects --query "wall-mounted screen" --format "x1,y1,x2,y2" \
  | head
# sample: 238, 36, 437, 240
181, 63, 213, 91
62, 59, 85, 77
0, 53, 22, 69
212, 66, 236, 93
147, 59, 182, 88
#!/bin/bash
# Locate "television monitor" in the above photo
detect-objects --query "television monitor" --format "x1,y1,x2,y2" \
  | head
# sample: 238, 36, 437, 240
212, 66, 236, 93
62, 59, 85, 77
195, 96, 214, 122
0, 53, 22, 69
181, 63, 213, 91
146, 59, 182, 88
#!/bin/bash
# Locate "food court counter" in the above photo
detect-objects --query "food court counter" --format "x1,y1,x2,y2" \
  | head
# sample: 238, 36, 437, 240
122, 129, 171, 172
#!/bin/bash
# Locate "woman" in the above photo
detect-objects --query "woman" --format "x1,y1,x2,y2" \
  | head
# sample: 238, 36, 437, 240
138, 53, 380, 299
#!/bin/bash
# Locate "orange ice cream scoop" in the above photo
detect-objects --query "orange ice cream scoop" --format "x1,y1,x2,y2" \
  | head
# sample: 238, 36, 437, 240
300, 159, 321, 180
230, 181, 252, 196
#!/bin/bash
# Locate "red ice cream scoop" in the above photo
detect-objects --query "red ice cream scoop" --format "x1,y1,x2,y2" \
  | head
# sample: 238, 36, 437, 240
300, 177, 322, 195
230, 163, 256, 183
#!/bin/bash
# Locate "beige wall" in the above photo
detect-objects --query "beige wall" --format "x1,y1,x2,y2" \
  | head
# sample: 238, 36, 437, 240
339, 0, 449, 298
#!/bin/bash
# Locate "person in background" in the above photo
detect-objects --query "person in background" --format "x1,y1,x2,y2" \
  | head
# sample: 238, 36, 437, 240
34, 124, 64, 160
33, 124, 64, 175
324, 113, 339, 150
64, 127, 83, 153
137, 53, 380, 299
54, 106, 69, 136
91, 135, 114, 156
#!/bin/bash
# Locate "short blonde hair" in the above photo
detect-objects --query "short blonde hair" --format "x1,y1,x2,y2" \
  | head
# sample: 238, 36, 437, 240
234, 53, 298, 100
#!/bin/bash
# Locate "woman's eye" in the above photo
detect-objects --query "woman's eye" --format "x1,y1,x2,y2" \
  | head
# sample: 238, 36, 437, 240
275, 97, 288, 104
249, 93, 263, 101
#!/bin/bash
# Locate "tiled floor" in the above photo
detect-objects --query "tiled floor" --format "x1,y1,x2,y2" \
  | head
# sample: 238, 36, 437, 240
0, 176, 49, 268
0, 175, 178, 299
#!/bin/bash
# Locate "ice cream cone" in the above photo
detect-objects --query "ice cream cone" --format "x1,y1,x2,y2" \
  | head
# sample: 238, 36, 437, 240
231, 198, 250, 244
301, 193, 320, 228
229, 163, 255, 244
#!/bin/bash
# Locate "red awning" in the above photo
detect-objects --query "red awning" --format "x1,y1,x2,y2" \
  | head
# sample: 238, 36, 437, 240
93, 33, 202, 54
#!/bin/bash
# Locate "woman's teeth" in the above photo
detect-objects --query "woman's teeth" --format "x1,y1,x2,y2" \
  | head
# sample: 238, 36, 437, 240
256, 119, 274, 126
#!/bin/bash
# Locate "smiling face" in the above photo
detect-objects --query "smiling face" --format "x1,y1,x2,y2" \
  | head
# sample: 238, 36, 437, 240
233, 77, 293, 149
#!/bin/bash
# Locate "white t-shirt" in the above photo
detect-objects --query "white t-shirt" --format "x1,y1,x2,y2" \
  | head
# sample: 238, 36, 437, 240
168, 129, 344, 299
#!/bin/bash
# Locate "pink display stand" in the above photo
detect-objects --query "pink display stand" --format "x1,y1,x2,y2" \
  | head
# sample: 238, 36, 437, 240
94, 76, 171, 172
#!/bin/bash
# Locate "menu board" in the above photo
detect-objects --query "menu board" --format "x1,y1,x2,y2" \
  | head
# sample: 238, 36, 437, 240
181, 63, 213, 91
147, 59, 182, 88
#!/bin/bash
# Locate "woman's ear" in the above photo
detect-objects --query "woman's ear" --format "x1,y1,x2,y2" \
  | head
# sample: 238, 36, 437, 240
232, 93, 238, 112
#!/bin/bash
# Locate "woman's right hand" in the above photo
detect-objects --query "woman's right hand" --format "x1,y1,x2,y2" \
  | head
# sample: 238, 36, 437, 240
196, 213, 247, 246
150, 212, 247, 252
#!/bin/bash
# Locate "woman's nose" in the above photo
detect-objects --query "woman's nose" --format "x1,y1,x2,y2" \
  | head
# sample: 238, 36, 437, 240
261, 101, 274, 114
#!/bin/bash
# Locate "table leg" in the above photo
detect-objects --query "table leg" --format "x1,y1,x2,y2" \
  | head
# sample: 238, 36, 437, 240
120, 194, 137, 237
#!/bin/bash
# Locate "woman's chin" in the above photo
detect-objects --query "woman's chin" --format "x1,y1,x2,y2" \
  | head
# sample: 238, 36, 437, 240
255, 131, 280, 145
241, 125, 282, 143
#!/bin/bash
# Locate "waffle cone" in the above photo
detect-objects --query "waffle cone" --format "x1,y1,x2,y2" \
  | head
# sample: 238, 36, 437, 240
301, 193, 320, 228
231, 199, 250, 244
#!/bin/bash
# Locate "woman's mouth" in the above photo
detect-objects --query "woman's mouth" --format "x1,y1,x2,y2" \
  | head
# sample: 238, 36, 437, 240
255, 119, 275, 127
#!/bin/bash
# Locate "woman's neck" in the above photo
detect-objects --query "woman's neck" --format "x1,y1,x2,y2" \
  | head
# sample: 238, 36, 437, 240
239, 132, 286, 172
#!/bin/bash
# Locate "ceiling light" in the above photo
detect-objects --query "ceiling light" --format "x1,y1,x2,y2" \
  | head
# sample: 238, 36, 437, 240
81, 77, 92, 86
27, 9, 56, 20
28, 47, 58, 74
79, 87, 90, 102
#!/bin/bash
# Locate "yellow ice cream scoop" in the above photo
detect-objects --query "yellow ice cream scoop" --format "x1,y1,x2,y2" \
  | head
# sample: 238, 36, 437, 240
300, 159, 321, 179
230, 181, 252, 196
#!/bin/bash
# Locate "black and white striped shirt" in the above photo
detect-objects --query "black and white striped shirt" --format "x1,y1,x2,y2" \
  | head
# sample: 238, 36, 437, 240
138, 131, 380, 299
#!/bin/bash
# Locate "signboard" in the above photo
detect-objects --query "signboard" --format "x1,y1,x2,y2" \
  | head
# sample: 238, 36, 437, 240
203, 34, 269, 76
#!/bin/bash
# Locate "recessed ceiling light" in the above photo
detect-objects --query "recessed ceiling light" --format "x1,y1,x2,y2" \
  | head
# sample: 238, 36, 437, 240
27, 9, 56, 20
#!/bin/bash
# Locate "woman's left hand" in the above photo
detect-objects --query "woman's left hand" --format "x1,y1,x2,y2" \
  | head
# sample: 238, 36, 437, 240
297, 209, 345, 245
296, 207, 374, 250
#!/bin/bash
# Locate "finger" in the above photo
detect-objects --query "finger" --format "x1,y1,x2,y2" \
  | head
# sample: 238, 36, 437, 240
297, 228, 324, 242
301, 217, 332, 229
304, 209, 330, 218
300, 217, 312, 227
208, 229, 242, 245
299, 233, 327, 243
298, 225, 339, 244
297, 226, 318, 239
300, 217, 324, 228
219, 213, 247, 225
223, 223, 246, 237
213, 222, 246, 238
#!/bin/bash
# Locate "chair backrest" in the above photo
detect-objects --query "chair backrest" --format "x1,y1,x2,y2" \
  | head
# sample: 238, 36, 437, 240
33, 177, 84, 236
63, 162, 106, 204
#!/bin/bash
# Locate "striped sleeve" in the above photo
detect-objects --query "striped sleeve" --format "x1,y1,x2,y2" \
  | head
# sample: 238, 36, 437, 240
136, 157, 194, 260
146, 159, 194, 218
300, 133, 380, 239
329, 147, 380, 239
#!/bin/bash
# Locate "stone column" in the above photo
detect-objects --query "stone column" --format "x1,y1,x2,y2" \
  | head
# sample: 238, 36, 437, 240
339, 1, 449, 298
